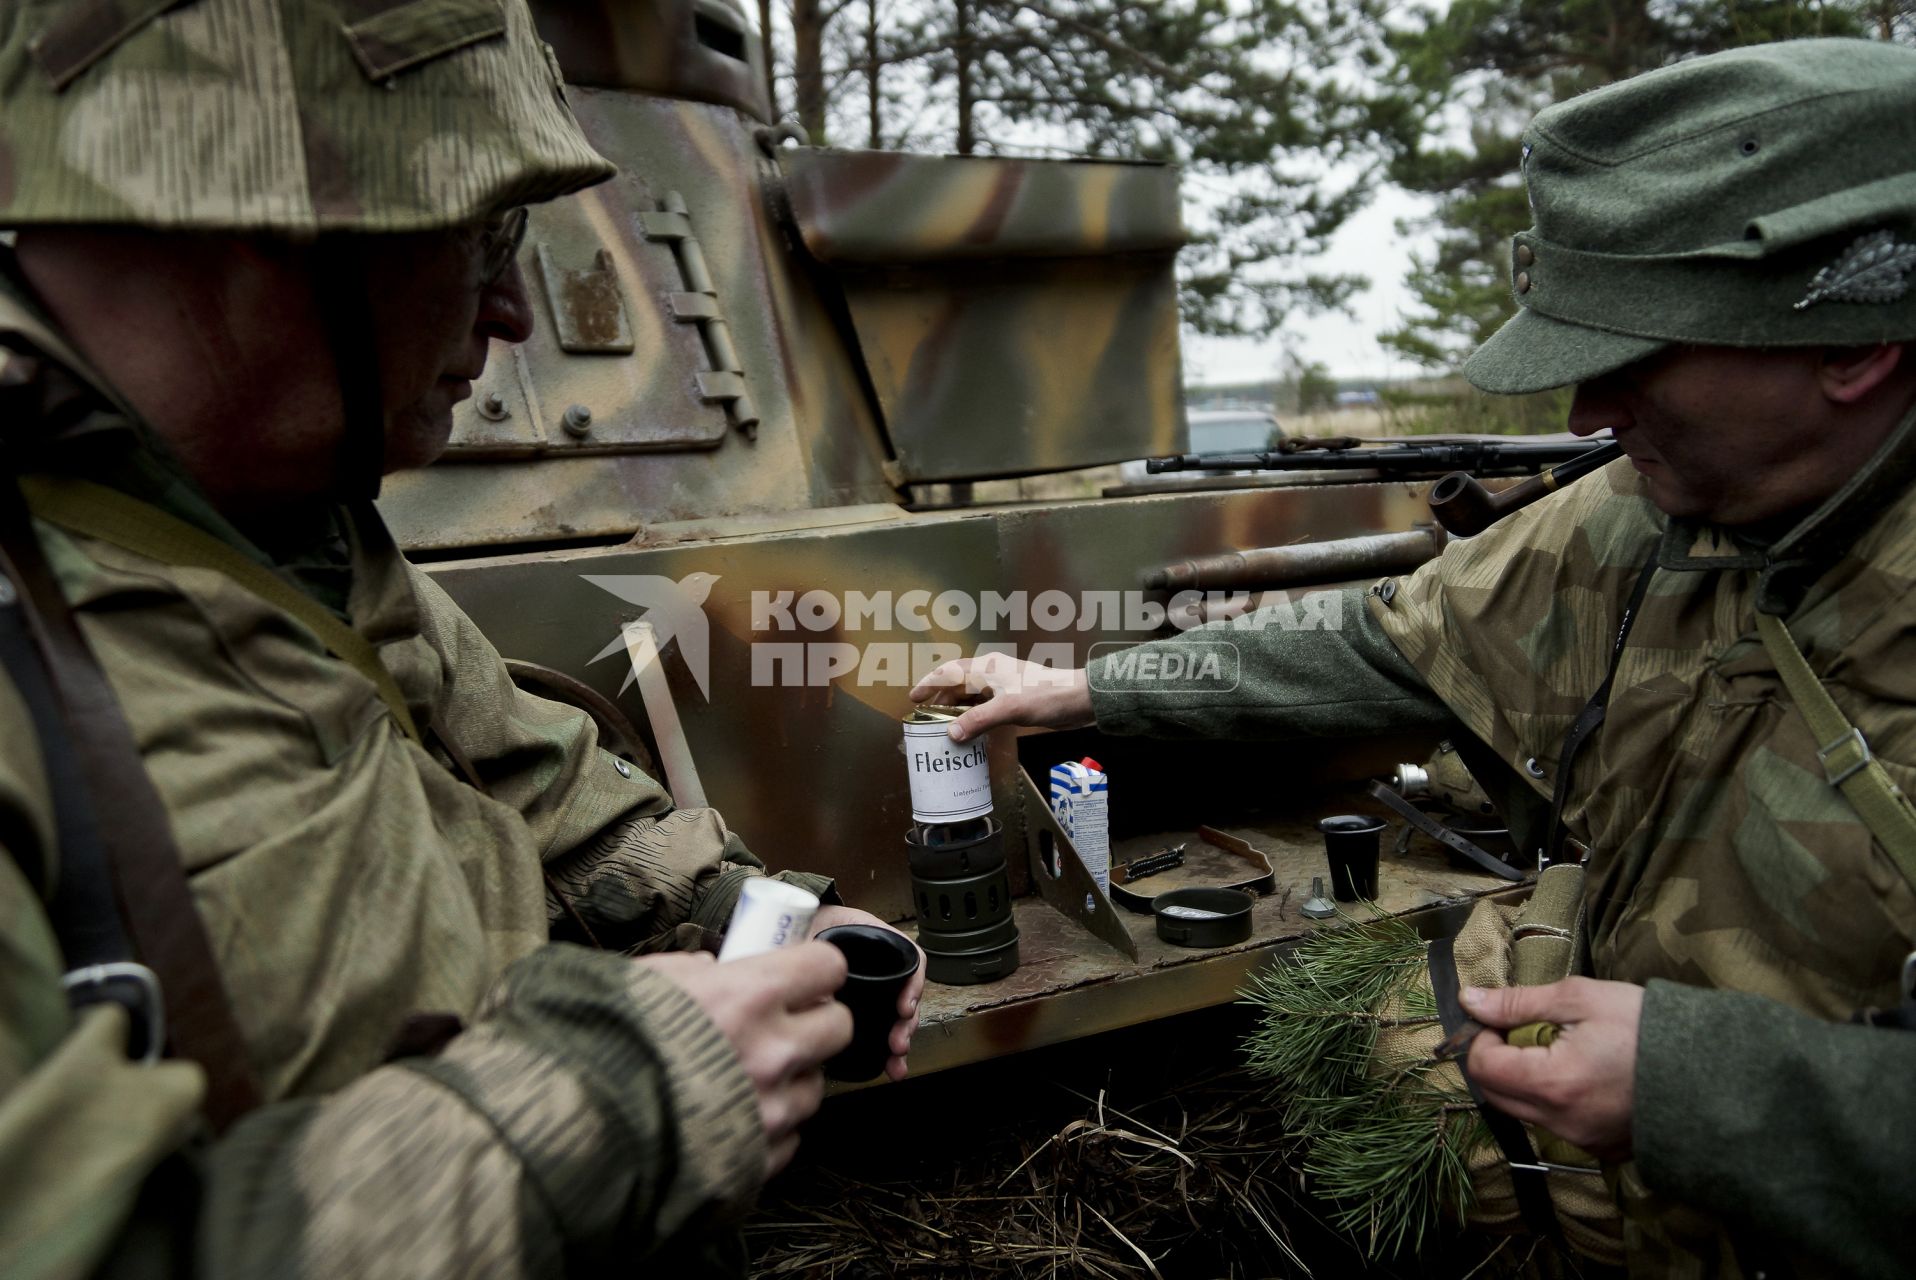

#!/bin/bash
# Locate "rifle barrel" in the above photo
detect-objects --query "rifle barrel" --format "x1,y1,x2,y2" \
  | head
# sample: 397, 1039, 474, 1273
1143, 439, 1605, 476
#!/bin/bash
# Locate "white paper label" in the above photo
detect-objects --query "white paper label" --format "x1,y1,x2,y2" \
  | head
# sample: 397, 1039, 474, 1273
904, 720, 992, 823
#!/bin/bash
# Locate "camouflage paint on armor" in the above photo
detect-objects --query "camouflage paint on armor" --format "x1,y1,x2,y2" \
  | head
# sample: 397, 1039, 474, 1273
428, 480, 1441, 922
0, 0, 613, 232
529, 0, 771, 121
780, 148, 1186, 483
382, 120, 1189, 547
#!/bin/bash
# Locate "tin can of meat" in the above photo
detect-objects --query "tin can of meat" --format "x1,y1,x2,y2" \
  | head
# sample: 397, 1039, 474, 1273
903, 706, 992, 824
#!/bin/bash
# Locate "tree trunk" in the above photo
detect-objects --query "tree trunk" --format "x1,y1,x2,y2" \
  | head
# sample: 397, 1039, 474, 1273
758, 0, 780, 117
794, 0, 826, 143
866, 0, 882, 147
955, 0, 974, 154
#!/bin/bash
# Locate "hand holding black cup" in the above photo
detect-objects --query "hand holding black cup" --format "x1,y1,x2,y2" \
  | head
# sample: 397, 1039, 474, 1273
816, 925, 923, 1082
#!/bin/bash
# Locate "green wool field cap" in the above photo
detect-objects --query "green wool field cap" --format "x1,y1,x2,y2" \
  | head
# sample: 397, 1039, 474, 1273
1465, 39, 1916, 395
0, 0, 615, 234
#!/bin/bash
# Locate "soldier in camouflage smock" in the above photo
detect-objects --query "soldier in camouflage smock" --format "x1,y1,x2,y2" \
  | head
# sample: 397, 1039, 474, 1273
0, 1, 921, 1275
917, 40, 1916, 1278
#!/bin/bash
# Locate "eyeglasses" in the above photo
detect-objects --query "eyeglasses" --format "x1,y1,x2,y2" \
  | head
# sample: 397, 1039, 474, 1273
477, 206, 529, 287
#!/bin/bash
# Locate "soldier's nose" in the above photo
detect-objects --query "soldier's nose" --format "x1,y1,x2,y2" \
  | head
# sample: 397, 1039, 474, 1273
1567, 381, 1630, 437
479, 261, 535, 345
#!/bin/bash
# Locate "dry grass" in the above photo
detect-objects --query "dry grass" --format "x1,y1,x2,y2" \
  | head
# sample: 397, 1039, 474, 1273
747, 1071, 1313, 1279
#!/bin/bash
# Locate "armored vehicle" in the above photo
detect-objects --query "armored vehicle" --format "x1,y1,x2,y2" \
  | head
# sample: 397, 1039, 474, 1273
383, 0, 1514, 1108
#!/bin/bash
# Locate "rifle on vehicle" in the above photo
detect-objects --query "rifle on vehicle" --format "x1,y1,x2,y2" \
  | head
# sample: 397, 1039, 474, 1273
1144, 434, 1614, 479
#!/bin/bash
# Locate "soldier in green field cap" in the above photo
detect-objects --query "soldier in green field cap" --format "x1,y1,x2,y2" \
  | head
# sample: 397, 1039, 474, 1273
0, 0, 923, 1275
917, 38, 1916, 1276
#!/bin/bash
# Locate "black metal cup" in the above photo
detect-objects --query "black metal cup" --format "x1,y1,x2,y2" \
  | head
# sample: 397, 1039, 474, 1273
1319, 814, 1385, 901
818, 925, 922, 1082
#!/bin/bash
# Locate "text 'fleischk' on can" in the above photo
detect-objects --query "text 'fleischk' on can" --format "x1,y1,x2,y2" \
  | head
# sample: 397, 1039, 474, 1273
904, 705, 992, 824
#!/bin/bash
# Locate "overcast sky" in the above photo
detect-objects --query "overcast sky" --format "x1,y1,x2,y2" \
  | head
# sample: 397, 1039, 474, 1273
1183, 183, 1436, 387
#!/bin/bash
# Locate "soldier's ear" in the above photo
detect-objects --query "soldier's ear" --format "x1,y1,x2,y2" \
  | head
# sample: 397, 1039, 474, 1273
1817, 343, 1906, 405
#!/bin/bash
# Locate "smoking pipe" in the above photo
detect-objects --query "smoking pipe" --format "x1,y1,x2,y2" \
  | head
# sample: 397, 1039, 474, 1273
1427, 441, 1623, 536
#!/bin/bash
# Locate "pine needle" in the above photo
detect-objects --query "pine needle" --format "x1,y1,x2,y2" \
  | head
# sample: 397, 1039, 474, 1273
1237, 913, 1492, 1258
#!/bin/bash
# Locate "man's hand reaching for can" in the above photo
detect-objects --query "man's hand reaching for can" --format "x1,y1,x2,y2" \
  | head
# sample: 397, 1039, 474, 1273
908, 653, 1094, 743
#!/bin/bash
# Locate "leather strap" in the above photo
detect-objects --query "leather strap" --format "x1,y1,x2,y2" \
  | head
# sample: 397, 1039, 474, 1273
0, 479, 262, 1129
1755, 610, 1916, 895
1366, 779, 1525, 881
1541, 556, 1659, 865
19, 474, 422, 746
1428, 932, 1564, 1244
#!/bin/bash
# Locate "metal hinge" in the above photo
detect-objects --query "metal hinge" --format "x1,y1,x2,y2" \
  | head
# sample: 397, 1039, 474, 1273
640, 191, 760, 441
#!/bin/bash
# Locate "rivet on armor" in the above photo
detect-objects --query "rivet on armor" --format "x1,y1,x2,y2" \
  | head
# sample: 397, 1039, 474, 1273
562, 404, 593, 437
613, 758, 632, 778
477, 391, 510, 421
1516, 270, 1533, 293
1515, 244, 1535, 268
1525, 757, 1546, 779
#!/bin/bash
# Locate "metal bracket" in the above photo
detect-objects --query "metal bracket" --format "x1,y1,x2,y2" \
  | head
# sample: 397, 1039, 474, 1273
619, 621, 708, 809
1016, 765, 1138, 962
535, 245, 634, 354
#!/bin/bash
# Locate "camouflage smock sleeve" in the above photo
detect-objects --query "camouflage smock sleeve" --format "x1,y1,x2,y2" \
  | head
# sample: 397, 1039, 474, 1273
199, 943, 765, 1278
0, 664, 765, 1279
1086, 586, 1452, 740
407, 569, 833, 950
1633, 981, 1916, 1276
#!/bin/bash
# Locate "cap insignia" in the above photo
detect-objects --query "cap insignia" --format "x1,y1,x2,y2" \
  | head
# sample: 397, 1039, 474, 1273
1794, 229, 1916, 312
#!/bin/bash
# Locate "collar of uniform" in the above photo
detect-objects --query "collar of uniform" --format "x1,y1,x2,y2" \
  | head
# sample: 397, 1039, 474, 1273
340, 503, 422, 646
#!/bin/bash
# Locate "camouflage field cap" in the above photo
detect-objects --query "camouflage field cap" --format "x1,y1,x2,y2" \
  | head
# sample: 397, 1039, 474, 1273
1465, 39, 1916, 395
0, 0, 615, 233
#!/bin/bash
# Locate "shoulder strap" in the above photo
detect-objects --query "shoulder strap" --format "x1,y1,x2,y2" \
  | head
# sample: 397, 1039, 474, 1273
0, 477, 262, 1130
18, 474, 422, 746
1755, 610, 1916, 892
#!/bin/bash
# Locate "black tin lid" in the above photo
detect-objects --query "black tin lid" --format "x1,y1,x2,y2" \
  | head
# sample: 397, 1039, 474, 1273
1151, 887, 1254, 948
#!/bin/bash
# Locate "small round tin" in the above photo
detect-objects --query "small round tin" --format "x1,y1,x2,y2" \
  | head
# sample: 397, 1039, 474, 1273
1151, 887, 1254, 948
